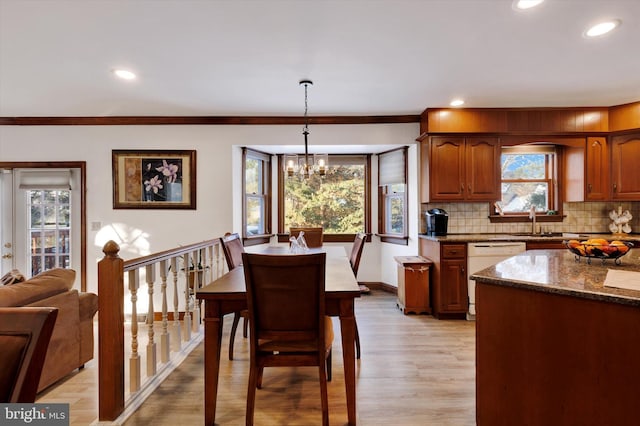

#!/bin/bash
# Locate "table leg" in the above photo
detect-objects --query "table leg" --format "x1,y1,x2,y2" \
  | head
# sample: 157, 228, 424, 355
339, 301, 357, 425
204, 303, 223, 426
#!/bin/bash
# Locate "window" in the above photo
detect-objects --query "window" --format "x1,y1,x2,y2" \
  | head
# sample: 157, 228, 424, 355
378, 147, 408, 245
243, 148, 271, 243
27, 189, 71, 275
278, 154, 370, 243
499, 146, 558, 214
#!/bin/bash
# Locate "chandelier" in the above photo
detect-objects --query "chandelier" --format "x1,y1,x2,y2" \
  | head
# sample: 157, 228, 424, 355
283, 80, 328, 178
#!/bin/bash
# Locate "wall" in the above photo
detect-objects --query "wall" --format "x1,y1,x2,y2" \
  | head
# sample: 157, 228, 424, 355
0, 123, 420, 293
421, 201, 640, 235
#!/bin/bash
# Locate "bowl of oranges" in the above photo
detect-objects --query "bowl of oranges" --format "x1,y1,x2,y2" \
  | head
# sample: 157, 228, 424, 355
565, 238, 634, 264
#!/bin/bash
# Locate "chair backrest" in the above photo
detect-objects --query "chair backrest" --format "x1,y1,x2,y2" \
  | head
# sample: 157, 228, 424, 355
220, 232, 245, 270
0, 307, 58, 403
242, 252, 326, 348
349, 233, 366, 277
289, 227, 323, 248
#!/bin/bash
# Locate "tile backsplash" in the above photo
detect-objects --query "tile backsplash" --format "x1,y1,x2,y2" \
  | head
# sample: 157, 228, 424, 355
421, 202, 640, 235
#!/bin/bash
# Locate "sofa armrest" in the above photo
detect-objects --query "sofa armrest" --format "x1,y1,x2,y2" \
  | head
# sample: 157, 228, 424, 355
78, 292, 98, 322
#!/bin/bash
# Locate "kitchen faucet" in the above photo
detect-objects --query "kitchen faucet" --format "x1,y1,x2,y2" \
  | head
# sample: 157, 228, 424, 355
529, 206, 537, 234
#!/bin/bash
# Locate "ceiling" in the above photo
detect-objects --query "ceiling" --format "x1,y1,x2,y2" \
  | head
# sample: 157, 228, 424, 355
1, 0, 639, 118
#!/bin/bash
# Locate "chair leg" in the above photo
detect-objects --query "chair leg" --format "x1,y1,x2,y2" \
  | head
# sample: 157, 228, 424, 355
355, 319, 361, 360
242, 314, 248, 338
326, 348, 332, 382
318, 363, 329, 426
229, 311, 241, 360
257, 366, 265, 389
246, 363, 258, 426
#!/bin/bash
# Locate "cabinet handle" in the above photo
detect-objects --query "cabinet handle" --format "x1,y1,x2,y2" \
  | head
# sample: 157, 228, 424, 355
460, 183, 465, 191
613, 183, 617, 193
587, 183, 592, 193
468, 183, 471, 193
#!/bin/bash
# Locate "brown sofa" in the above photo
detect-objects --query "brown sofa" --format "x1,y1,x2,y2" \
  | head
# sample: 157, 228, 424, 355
0, 268, 98, 392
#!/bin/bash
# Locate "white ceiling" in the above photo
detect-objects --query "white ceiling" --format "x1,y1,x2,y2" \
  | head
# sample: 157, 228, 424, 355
0, 0, 639, 118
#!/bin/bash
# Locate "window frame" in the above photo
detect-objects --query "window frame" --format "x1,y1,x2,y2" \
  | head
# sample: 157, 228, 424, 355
242, 148, 272, 246
490, 144, 564, 223
377, 147, 408, 245
276, 154, 371, 243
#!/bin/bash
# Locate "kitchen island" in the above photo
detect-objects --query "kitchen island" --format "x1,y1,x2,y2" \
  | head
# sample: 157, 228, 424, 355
471, 249, 640, 426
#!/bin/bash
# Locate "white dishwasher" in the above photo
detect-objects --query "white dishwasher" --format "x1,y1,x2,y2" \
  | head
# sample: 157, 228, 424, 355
467, 242, 526, 319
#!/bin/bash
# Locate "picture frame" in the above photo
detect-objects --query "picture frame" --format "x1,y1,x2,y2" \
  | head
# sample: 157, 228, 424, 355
112, 149, 196, 209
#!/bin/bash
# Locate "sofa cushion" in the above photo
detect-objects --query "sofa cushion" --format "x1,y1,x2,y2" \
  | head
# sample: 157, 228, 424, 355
0, 268, 75, 307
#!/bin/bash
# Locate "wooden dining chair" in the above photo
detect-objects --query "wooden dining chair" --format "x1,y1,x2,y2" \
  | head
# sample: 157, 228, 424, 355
349, 233, 367, 359
219, 232, 249, 360
242, 252, 332, 426
289, 227, 323, 248
0, 307, 58, 403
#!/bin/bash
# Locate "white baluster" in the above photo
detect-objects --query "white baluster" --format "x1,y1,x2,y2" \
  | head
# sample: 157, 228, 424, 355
182, 253, 191, 341
159, 259, 170, 363
191, 249, 201, 333
145, 264, 157, 377
170, 256, 181, 351
128, 269, 141, 393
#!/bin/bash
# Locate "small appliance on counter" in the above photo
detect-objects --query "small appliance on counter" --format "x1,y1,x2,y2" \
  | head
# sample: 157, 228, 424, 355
425, 208, 448, 236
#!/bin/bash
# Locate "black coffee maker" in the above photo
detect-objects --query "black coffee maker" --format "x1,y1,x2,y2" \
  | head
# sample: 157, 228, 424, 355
425, 208, 449, 236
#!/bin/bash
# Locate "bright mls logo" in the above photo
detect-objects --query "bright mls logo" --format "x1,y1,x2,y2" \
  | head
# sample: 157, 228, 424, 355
1, 404, 69, 425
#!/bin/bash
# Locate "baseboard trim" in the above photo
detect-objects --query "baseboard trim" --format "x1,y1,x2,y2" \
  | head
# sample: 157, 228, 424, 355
359, 281, 397, 295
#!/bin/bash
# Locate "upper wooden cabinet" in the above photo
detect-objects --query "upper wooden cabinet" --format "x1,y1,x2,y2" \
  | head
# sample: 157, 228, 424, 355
585, 137, 609, 201
611, 134, 640, 200
428, 136, 500, 202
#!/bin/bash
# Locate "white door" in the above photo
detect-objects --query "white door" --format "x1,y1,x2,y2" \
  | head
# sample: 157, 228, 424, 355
0, 168, 81, 287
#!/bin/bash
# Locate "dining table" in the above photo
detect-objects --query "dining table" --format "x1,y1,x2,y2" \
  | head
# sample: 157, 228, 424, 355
196, 244, 361, 425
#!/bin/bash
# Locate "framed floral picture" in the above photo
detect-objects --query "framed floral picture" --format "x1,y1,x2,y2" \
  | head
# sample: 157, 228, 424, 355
112, 150, 196, 209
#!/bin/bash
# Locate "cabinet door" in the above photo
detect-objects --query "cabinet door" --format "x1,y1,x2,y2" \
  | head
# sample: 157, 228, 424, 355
465, 137, 500, 201
440, 258, 467, 313
611, 135, 640, 200
430, 137, 465, 200
585, 137, 609, 200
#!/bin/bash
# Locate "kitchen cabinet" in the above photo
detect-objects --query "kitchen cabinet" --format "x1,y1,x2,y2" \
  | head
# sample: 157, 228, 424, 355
420, 239, 467, 319
611, 134, 640, 201
585, 136, 609, 200
428, 136, 500, 202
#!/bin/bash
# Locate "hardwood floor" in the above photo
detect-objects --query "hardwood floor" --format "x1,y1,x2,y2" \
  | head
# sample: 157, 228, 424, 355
37, 291, 476, 425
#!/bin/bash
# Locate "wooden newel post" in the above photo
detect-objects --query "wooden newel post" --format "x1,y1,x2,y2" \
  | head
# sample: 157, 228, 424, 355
98, 240, 125, 421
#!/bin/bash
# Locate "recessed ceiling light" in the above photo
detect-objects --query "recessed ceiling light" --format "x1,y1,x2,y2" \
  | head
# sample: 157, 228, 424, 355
450, 99, 465, 107
514, 0, 544, 10
113, 69, 136, 80
585, 20, 621, 37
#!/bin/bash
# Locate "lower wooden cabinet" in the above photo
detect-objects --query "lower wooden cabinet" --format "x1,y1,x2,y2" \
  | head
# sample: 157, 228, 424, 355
420, 239, 468, 319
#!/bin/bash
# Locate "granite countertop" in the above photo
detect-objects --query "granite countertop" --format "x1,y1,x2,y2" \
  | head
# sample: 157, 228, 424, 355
470, 249, 640, 307
419, 232, 640, 243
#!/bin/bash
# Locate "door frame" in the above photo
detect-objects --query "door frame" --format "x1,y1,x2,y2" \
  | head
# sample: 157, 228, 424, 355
0, 161, 87, 291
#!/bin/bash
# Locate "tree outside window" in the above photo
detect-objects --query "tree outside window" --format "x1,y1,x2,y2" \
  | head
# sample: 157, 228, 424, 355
279, 155, 370, 242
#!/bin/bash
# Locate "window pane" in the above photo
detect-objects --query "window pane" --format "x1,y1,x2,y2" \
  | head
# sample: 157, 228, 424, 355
58, 230, 70, 254
501, 182, 549, 212
245, 158, 261, 194
246, 196, 264, 235
285, 164, 365, 234
387, 196, 405, 234
30, 205, 42, 227
26, 189, 72, 277
501, 154, 546, 179
390, 183, 405, 193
